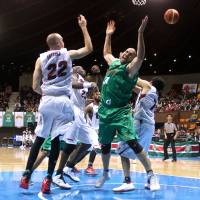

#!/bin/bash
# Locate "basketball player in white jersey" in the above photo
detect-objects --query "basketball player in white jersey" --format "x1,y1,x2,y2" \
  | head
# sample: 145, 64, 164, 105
20, 15, 93, 194
25, 74, 97, 190
114, 77, 165, 192
84, 89, 100, 175
52, 66, 98, 188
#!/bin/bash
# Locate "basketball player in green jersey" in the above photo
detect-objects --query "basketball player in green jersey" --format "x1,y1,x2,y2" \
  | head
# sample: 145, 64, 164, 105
96, 17, 159, 192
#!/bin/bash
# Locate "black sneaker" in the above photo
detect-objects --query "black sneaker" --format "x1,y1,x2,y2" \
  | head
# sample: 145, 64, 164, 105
162, 157, 169, 161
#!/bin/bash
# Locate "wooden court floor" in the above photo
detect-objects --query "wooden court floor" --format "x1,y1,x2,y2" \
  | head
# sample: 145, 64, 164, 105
0, 147, 200, 179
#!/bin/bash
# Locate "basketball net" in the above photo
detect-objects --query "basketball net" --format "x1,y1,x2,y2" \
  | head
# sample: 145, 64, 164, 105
132, 0, 146, 6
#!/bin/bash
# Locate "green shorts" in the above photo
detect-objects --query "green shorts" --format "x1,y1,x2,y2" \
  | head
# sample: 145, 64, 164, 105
99, 111, 138, 145
41, 136, 65, 151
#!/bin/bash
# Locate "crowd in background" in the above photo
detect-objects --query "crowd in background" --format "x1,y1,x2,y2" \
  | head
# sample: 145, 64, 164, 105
14, 86, 40, 112
0, 84, 12, 111
156, 85, 200, 112
156, 95, 200, 112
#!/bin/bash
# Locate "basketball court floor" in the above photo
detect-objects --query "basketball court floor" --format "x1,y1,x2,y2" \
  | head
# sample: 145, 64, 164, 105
0, 147, 200, 199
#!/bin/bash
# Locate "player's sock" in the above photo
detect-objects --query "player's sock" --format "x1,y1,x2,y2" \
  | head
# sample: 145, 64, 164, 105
88, 150, 97, 167
124, 176, 131, 183
147, 170, 154, 177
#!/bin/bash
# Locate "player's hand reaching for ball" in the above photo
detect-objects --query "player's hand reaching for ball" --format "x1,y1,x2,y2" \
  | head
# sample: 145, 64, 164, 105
106, 20, 116, 35
78, 14, 87, 28
138, 16, 148, 33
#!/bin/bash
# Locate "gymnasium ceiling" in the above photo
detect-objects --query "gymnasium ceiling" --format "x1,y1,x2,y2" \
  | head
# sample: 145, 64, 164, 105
0, 0, 200, 76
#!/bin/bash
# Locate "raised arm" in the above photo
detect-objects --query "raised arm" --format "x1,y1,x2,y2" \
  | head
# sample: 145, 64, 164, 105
127, 16, 148, 77
32, 57, 42, 95
136, 78, 151, 90
103, 20, 117, 65
69, 15, 93, 59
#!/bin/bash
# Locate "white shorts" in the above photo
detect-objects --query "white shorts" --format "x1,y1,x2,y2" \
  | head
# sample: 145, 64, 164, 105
63, 105, 94, 145
35, 95, 74, 140
116, 120, 155, 160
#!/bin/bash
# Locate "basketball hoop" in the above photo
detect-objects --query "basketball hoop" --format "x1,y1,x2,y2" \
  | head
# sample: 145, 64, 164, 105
132, 0, 146, 6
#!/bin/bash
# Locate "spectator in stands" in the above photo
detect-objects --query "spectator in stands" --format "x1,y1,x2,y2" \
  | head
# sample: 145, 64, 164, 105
152, 129, 161, 142
5, 85, 12, 97
21, 128, 33, 149
14, 98, 22, 112
0, 102, 6, 111
0, 84, 11, 111
189, 111, 198, 123
194, 125, 200, 155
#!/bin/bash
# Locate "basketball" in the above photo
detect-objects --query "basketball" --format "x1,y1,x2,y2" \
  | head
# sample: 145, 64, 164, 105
164, 9, 180, 24
91, 65, 100, 74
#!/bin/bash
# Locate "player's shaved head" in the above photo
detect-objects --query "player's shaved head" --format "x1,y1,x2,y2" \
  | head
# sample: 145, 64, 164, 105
73, 66, 86, 77
119, 48, 136, 64
46, 33, 64, 50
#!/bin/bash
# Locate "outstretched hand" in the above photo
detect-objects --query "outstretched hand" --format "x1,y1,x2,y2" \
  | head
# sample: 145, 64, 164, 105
106, 20, 116, 35
138, 16, 148, 33
78, 14, 87, 28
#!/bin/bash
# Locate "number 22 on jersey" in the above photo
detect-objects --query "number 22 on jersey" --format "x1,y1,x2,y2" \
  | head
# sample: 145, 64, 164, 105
47, 61, 68, 80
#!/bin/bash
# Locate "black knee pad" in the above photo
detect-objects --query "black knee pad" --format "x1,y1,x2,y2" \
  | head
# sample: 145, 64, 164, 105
101, 144, 111, 154
62, 143, 76, 155
67, 143, 91, 167
34, 136, 45, 146
127, 139, 143, 154
78, 143, 91, 151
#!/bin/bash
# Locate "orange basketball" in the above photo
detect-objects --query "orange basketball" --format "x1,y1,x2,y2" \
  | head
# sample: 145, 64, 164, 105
164, 9, 180, 24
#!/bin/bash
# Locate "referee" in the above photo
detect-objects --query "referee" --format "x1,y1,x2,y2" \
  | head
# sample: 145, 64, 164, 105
163, 114, 178, 162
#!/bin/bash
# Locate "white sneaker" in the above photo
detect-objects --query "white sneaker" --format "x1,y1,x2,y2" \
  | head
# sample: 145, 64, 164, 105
145, 174, 160, 191
112, 183, 135, 192
63, 167, 80, 182
95, 172, 110, 188
52, 174, 72, 189
53, 174, 71, 189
